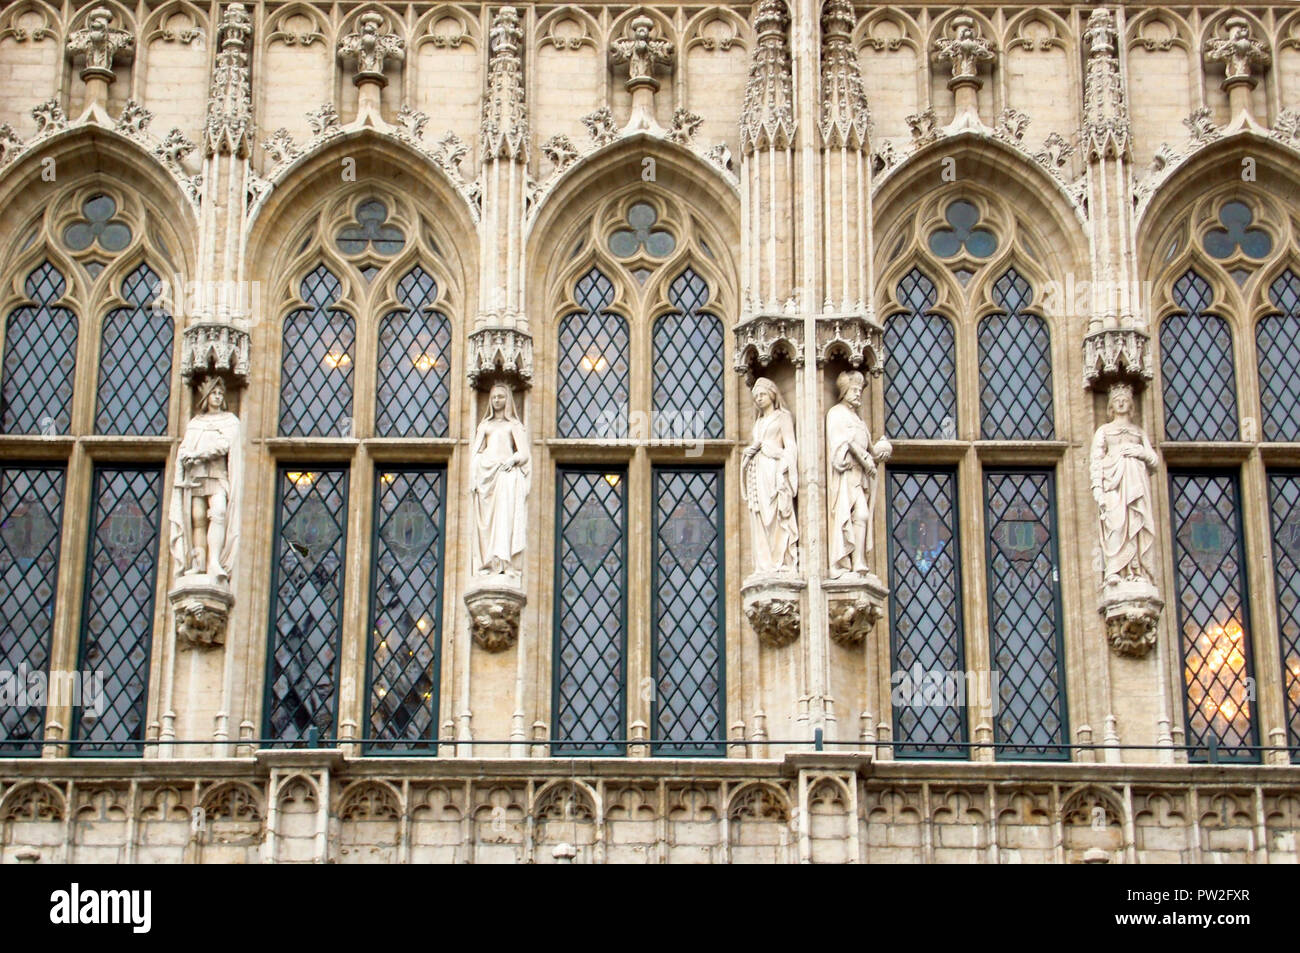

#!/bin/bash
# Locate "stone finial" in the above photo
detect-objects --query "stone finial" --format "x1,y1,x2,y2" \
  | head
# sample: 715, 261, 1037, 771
66, 6, 134, 82
204, 3, 254, 157
1205, 16, 1271, 88
481, 6, 529, 162
819, 0, 871, 150
933, 15, 995, 89
740, 0, 796, 154
337, 12, 405, 87
609, 15, 674, 92
1082, 8, 1131, 160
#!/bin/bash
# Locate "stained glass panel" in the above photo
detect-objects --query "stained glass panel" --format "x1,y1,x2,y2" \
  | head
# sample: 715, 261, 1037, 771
652, 269, 724, 440
652, 468, 724, 756
984, 470, 1068, 760
1268, 473, 1300, 756
1160, 271, 1239, 441
366, 468, 445, 754
884, 270, 957, 439
1258, 271, 1300, 442
375, 267, 452, 437
979, 269, 1054, 440
1169, 472, 1257, 762
96, 264, 172, 435
265, 468, 349, 744
553, 469, 626, 755
0, 466, 64, 756
280, 266, 355, 437
2, 262, 77, 435
73, 467, 163, 756
887, 469, 967, 758
557, 269, 628, 438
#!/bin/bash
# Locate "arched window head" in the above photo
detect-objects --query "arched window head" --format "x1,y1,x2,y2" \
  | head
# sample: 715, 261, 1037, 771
557, 268, 628, 438
652, 268, 723, 440
2, 262, 78, 435
884, 269, 956, 439
1160, 270, 1239, 441
1258, 270, 1300, 442
376, 266, 451, 437
96, 264, 173, 435
978, 268, 1054, 440
280, 265, 356, 437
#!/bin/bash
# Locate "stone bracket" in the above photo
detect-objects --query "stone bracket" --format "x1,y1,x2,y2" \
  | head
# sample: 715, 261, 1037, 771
822, 573, 888, 647
468, 326, 534, 390
815, 314, 884, 375
180, 322, 251, 386
734, 313, 803, 383
465, 579, 525, 652
742, 572, 806, 647
169, 576, 233, 648
1099, 579, 1163, 658
1083, 328, 1153, 392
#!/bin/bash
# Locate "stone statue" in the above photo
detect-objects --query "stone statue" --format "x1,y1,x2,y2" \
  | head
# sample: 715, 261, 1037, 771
741, 377, 799, 572
1205, 16, 1270, 83
169, 375, 241, 581
1090, 383, 1158, 586
66, 6, 134, 76
827, 370, 892, 578
609, 15, 674, 87
470, 382, 531, 578
933, 15, 995, 83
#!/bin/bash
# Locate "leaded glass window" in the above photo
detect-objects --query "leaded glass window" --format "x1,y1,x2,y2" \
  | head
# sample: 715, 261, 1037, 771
1160, 271, 1239, 441
1258, 270, 1300, 442
887, 469, 967, 758
366, 468, 445, 753
95, 264, 172, 435
375, 267, 451, 437
73, 466, 163, 756
978, 269, 1054, 440
651, 467, 724, 756
553, 468, 626, 755
2, 262, 77, 435
1169, 472, 1257, 762
652, 269, 724, 440
983, 470, 1067, 760
280, 266, 355, 437
0, 466, 64, 756
928, 200, 997, 259
1268, 473, 1300, 755
265, 468, 349, 743
557, 269, 628, 438
884, 270, 956, 439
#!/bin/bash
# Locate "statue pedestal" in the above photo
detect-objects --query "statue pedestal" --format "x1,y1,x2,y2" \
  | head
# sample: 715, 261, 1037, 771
741, 572, 806, 648
1099, 578, 1163, 658
465, 578, 526, 652
168, 576, 233, 648
822, 573, 888, 647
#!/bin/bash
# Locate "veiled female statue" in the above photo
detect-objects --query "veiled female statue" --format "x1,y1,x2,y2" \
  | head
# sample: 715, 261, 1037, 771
169, 375, 242, 581
470, 382, 531, 578
741, 377, 799, 573
1089, 383, 1158, 585
826, 370, 892, 577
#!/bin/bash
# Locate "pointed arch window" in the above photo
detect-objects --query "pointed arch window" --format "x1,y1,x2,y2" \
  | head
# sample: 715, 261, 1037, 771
95, 264, 173, 435
2, 262, 78, 435
884, 269, 956, 439
557, 268, 628, 438
652, 268, 724, 440
1160, 270, 1239, 442
978, 269, 1053, 440
1258, 270, 1300, 442
280, 265, 356, 437
375, 266, 452, 437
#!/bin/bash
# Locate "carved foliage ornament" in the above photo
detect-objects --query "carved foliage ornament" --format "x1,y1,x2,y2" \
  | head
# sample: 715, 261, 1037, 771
204, 2, 254, 158
609, 15, 674, 91
337, 12, 405, 86
740, 0, 795, 154
1204, 16, 1271, 87
820, 0, 870, 150
66, 6, 134, 80
481, 6, 528, 162
932, 15, 995, 87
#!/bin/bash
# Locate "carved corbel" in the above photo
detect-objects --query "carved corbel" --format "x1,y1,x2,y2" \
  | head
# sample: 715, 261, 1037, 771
742, 574, 806, 648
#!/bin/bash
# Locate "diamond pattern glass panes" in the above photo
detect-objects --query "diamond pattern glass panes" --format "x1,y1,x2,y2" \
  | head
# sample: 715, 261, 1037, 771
96, 264, 172, 435
1161, 271, 1238, 441
887, 469, 967, 758
983, 470, 1067, 760
366, 468, 445, 754
1169, 473, 1257, 762
0, 467, 64, 756
280, 266, 355, 437
884, 270, 956, 439
2, 262, 77, 435
653, 269, 724, 440
74, 467, 163, 755
265, 468, 348, 744
979, 269, 1054, 440
1268, 473, 1300, 755
376, 267, 451, 437
557, 269, 628, 438
652, 468, 724, 756
554, 469, 626, 755
1259, 271, 1300, 442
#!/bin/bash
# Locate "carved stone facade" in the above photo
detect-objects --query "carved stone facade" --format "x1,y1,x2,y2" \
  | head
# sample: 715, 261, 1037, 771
1, 2, 1300, 864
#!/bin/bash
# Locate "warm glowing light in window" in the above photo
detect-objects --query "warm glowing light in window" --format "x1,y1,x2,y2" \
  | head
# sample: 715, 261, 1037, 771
381, 472, 396, 485
581, 353, 608, 373
286, 471, 316, 487
323, 351, 351, 369
604, 474, 621, 488
416, 616, 430, 632
411, 353, 439, 372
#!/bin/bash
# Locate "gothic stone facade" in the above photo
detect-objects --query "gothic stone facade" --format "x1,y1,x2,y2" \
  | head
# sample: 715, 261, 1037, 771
0, 1, 1299, 864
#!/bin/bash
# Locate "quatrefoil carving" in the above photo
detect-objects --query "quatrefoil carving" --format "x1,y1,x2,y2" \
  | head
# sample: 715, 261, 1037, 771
607, 202, 676, 259
335, 199, 405, 256
63, 194, 132, 253
1203, 201, 1272, 260
928, 199, 997, 259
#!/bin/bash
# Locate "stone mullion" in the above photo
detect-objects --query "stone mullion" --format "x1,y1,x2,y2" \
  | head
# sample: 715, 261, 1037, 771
958, 446, 994, 762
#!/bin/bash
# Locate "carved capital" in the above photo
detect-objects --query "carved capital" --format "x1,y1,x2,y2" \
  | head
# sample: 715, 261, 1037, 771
1082, 328, 1153, 391
815, 314, 884, 375
468, 325, 533, 389
465, 581, 525, 653
742, 573, 805, 648
734, 313, 803, 381
180, 323, 251, 386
